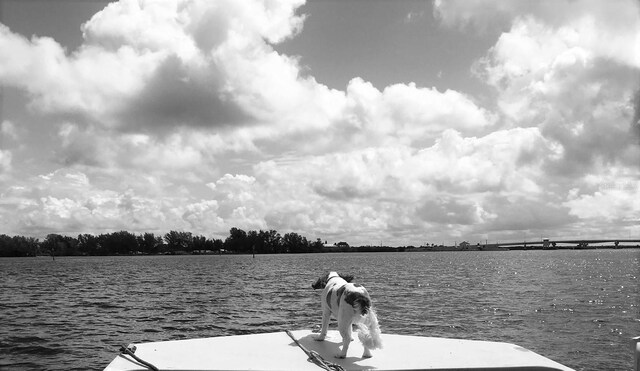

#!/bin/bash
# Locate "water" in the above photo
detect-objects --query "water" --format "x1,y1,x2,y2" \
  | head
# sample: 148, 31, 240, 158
0, 250, 638, 371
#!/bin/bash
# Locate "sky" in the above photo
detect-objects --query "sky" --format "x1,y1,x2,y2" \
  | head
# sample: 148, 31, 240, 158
0, 0, 638, 246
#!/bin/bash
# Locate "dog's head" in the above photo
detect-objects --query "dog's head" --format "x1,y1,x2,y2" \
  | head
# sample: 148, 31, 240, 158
311, 271, 355, 289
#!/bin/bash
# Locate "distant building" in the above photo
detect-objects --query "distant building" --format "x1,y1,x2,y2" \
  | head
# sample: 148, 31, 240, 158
321, 242, 350, 252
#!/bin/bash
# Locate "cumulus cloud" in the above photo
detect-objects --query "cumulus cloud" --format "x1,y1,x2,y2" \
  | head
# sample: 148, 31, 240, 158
0, 24, 160, 124
338, 78, 495, 147
209, 126, 558, 243
473, 15, 640, 175
0, 0, 638, 243
435, 0, 640, 66
564, 182, 640, 224
2, 168, 216, 237
435, 0, 640, 239
0, 0, 309, 130
0, 0, 491, 149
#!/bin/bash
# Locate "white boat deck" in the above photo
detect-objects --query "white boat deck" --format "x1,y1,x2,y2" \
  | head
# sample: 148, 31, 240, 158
104, 329, 575, 371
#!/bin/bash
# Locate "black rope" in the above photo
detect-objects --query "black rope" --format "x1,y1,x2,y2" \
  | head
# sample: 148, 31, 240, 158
119, 345, 160, 371
286, 330, 346, 371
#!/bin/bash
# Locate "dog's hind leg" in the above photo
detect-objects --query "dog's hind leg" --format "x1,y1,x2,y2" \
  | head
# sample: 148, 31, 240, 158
336, 323, 352, 358
314, 307, 331, 341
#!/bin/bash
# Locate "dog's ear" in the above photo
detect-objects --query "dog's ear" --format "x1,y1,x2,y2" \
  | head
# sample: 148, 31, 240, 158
339, 273, 354, 282
311, 273, 329, 289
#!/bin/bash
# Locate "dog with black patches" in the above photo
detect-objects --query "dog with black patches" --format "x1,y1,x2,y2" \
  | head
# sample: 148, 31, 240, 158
311, 272, 382, 358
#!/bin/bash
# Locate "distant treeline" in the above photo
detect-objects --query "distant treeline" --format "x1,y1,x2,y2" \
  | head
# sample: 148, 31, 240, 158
0, 228, 398, 257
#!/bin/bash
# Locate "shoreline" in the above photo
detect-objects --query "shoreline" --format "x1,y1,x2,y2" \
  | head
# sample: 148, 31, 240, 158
4, 244, 638, 258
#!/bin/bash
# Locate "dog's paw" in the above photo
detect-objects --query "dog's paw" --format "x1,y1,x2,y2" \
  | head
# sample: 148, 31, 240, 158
314, 334, 326, 341
334, 353, 346, 359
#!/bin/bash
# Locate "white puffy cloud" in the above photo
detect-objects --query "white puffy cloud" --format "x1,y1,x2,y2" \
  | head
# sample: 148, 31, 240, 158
0, 24, 161, 123
565, 183, 640, 223
1, 168, 222, 237
474, 15, 640, 175
0, 0, 309, 130
81, 0, 309, 126
338, 78, 495, 148
435, 0, 640, 68
0, 0, 492, 148
215, 126, 562, 244
435, 0, 640, 240
1, 0, 638, 243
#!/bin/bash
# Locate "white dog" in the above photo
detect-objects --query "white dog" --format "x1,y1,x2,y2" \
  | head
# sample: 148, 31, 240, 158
311, 271, 383, 358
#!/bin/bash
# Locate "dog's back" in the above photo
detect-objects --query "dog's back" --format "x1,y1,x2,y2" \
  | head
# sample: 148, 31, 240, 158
344, 286, 371, 316
320, 273, 348, 316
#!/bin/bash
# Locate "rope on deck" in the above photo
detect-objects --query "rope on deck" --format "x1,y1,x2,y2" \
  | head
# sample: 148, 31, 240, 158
120, 344, 160, 371
286, 330, 345, 371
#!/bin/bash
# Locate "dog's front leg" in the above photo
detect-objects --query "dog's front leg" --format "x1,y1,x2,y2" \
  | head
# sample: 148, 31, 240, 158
314, 307, 330, 341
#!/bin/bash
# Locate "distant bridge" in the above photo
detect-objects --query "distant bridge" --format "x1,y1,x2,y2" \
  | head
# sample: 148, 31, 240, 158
490, 239, 640, 249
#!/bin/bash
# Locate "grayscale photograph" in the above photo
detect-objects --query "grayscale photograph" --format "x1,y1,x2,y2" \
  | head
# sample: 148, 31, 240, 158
0, 1, 638, 370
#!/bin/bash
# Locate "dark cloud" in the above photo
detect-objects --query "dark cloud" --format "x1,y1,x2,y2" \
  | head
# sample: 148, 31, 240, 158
119, 55, 250, 132
483, 197, 576, 232
540, 60, 640, 177
313, 183, 377, 200
416, 197, 479, 225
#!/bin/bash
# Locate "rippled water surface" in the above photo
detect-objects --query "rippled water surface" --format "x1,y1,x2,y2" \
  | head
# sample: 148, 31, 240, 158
1, 250, 638, 370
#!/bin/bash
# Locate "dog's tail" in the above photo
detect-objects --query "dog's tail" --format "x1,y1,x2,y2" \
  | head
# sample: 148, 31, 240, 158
357, 308, 383, 350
